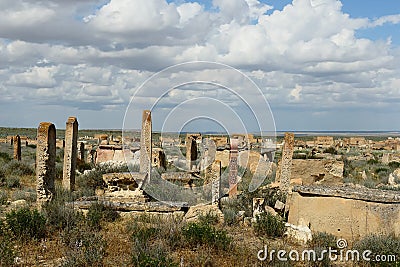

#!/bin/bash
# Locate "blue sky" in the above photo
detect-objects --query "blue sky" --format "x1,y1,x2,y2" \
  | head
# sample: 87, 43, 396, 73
0, 0, 399, 132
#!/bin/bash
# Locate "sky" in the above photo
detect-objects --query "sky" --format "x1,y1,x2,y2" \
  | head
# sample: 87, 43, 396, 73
0, 0, 399, 132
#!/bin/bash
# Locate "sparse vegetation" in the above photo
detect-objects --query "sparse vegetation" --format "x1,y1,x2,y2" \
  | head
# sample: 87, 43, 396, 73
253, 212, 285, 238
354, 234, 400, 267
5, 207, 46, 241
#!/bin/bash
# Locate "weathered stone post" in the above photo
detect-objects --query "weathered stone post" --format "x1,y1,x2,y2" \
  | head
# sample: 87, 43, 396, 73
280, 132, 295, 192
228, 138, 239, 198
78, 142, 85, 161
211, 160, 221, 205
140, 110, 152, 181
186, 134, 198, 171
36, 122, 56, 209
63, 117, 78, 191
13, 135, 21, 161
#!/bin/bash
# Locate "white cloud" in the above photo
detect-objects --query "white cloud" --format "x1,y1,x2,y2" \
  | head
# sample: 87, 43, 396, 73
0, 0, 399, 130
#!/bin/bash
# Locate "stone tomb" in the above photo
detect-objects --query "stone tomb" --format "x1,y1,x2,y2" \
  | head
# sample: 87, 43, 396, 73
286, 185, 400, 241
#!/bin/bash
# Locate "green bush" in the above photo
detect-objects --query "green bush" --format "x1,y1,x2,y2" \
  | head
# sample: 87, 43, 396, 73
253, 212, 285, 238
4, 160, 34, 176
0, 152, 12, 163
5, 176, 20, 189
131, 243, 178, 267
86, 202, 119, 230
43, 192, 84, 233
61, 225, 107, 267
183, 221, 232, 250
6, 208, 46, 240
76, 161, 128, 193
129, 216, 178, 267
0, 220, 16, 266
388, 161, 400, 169
0, 190, 7, 205
354, 234, 400, 267
223, 208, 237, 226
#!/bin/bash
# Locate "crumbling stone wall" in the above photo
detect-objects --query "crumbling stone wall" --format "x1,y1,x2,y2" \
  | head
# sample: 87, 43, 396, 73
287, 185, 400, 241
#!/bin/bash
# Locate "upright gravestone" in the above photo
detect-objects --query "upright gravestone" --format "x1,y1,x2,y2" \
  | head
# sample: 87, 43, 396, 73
13, 135, 21, 161
186, 134, 198, 171
140, 110, 152, 181
280, 132, 295, 192
228, 138, 239, 198
36, 122, 56, 209
211, 160, 221, 205
63, 117, 78, 191
78, 142, 85, 161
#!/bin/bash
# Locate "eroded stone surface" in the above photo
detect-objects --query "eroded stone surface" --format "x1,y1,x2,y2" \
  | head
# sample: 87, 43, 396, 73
13, 135, 21, 161
140, 110, 152, 180
63, 117, 78, 191
228, 138, 239, 198
36, 122, 56, 208
280, 132, 294, 192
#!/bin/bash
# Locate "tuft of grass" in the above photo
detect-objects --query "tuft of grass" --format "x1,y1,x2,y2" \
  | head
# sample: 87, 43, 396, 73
183, 221, 232, 251
253, 212, 285, 238
61, 224, 107, 267
86, 202, 119, 230
0, 220, 16, 266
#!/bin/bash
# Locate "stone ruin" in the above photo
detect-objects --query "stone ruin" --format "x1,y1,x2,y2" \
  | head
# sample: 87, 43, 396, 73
228, 138, 239, 198
36, 122, 56, 209
13, 135, 21, 161
279, 132, 294, 192
185, 133, 201, 172
286, 184, 400, 241
62, 117, 78, 191
140, 110, 152, 181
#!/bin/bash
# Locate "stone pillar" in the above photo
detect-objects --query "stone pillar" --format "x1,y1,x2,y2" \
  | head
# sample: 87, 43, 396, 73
13, 135, 21, 161
228, 138, 239, 198
140, 110, 152, 181
280, 132, 295, 192
36, 122, 56, 208
78, 142, 85, 161
62, 117, 78, 191
186, 134, 197, 171
211, 160, 221, 205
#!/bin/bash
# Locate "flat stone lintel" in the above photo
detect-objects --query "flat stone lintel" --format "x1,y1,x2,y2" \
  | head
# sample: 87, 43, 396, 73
293, 185, 400, 203
68, 200, 188, 212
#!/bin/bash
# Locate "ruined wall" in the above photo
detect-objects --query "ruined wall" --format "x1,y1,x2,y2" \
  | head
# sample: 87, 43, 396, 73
276, 159, 344, 186
287, 186, 400, 242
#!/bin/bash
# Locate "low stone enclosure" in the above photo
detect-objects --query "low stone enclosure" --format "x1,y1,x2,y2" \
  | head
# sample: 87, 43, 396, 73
286, 184, 400, 242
